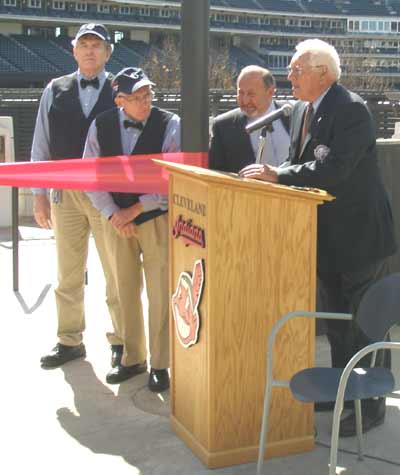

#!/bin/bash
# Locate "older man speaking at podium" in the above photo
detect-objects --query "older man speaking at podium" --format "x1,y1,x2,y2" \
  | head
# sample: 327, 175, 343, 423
239, 38, 397, 437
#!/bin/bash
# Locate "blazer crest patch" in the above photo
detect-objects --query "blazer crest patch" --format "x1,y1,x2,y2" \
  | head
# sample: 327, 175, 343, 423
314, 144, 330, 161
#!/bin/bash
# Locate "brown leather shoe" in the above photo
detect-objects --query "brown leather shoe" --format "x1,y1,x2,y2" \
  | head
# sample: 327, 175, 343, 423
40, 343, 86, 368
106, 362, 147, 384
110, 345, 123, 368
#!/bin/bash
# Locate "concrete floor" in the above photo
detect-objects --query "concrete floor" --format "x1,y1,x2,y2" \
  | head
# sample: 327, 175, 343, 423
1, 222, 400, 475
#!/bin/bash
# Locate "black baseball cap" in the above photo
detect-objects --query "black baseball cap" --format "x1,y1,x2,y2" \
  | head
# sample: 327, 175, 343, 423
112, 67, 155, 95
73, 23, 111, 44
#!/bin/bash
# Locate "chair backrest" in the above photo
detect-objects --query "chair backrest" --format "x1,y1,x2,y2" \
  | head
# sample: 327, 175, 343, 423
356, 272, 400, 342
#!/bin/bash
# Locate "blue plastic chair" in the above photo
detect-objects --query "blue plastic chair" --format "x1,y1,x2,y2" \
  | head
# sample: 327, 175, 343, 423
256, 272, 400, 475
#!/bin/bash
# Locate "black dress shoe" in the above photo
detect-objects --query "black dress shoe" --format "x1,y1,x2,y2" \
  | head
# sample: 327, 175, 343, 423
315, 400, 354, 412
41, 343, 86, 368
106, 362, 147, 384
110, 345, 123, 368
339, 409, 385, 437
148, 368, 170, 392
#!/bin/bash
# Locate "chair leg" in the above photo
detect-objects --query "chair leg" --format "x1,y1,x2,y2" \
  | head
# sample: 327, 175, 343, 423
329, 398, 344, 475
256, 383, 273, 475
354, 399, 364, 460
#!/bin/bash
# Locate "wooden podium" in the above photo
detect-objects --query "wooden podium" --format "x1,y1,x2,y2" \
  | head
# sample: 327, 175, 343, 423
162, 162, 333, 468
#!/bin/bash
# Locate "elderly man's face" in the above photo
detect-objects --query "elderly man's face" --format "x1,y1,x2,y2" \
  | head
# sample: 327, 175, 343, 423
115, 85, 153, 122
237, 72, 274, 118
288, 53, 327, 102
73, 34, 111, 78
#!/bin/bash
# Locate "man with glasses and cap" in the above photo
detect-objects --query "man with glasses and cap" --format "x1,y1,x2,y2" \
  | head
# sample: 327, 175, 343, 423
83, 67, 180, 391
31, 23, 125, 373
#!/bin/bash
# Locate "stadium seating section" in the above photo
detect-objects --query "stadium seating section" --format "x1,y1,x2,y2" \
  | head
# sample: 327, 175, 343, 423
0, 0, 399, 82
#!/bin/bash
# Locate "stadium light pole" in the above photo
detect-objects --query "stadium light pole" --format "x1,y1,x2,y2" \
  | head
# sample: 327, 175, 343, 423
181, 0, 209, 153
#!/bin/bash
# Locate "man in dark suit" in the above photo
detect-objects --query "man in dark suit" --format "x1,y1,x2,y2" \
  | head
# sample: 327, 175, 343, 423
209, 65, 290, 172
239, 39, 397, 437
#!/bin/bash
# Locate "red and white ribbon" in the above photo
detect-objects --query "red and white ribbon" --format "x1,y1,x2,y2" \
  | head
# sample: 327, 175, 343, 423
0, 152, 208, 193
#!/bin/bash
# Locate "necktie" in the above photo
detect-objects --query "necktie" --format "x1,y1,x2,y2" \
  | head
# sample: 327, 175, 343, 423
300, 103, 313, 151
80, 77, 99, 89
123, 120, 144, 131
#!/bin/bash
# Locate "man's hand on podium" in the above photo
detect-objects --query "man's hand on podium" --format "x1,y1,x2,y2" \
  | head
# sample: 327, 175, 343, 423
238, 163, 278, 183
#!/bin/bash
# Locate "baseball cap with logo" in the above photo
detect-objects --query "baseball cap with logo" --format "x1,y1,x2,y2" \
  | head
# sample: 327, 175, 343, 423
111, 67, 155, 96
72, 23, 111, 45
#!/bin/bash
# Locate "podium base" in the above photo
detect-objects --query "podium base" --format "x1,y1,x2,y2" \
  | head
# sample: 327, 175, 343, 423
170, 415, 314, 468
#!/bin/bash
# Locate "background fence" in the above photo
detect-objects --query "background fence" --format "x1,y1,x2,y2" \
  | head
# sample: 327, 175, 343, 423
2, 88, 400, 162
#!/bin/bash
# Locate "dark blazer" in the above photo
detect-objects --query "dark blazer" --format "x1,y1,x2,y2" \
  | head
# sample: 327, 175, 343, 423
209, 101, 290, 173
278, 82, 397, 272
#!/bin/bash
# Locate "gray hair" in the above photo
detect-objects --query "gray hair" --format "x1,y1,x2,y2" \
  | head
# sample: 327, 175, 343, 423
295, 39, 341, 80
237, 65, 276, 89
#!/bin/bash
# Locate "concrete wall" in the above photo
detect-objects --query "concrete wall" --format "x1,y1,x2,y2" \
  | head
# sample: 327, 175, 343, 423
0, 23, 23, 35
377, 139, 400, 273
129, 30, 150, 43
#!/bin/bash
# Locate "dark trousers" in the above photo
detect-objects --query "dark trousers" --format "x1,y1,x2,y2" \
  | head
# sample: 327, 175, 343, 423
317, 258, 391, 416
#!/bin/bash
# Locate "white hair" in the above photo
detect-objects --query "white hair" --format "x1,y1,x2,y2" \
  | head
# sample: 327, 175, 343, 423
295, 39, 341, 80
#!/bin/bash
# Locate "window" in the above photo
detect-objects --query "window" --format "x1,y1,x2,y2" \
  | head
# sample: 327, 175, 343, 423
119, 6, 129, 15
76, 2, 87, 12
160, 8, 171, 17
114, 31, 124, 42
28, 0, 41, 8
98, 4, 110, 14
4, 0, 17, 6
52, 1, 65, 10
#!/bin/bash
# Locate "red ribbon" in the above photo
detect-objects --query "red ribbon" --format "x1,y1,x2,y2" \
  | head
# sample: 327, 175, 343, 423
0, 152, 208, 193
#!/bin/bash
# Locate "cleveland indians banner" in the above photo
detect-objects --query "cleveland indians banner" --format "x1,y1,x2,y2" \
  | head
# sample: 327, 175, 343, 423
0, 152, 207, 193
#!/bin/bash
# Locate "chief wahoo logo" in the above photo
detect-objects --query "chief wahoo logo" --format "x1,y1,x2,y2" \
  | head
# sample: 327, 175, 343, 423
171, 259, 204, 348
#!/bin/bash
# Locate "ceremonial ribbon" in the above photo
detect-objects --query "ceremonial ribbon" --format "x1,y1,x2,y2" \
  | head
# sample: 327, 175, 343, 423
0, 152, 208, 193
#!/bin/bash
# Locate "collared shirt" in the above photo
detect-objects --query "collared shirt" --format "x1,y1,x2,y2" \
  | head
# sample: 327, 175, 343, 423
309, 85, 332, 115
248, 102, 290, 167
31, 69, 108, 194
84, 107, 181, 216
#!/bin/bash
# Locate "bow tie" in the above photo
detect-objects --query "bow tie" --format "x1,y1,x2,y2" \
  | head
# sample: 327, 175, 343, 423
80, 77, 99, 89
123, 120, 144, 131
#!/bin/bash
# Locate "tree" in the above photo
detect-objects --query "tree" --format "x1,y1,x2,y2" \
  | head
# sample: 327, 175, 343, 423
140, 36, 236, 90
340, 50, 394, 92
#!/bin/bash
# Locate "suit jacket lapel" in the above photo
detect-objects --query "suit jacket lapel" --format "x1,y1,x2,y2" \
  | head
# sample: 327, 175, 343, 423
235, 110, 256, 161
298, 83, 339, 159
292, 102, 307, 161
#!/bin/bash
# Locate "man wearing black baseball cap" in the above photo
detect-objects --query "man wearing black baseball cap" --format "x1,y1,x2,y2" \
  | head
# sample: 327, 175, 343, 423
32, 24, 126, 373
83, 67, 181, 391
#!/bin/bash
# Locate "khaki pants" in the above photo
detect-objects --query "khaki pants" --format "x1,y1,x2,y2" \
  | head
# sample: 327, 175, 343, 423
51, 189, 122, 347
102, 213, 169, 369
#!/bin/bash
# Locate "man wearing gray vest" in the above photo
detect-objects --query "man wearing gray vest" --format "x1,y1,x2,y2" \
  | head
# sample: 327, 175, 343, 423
31, 24, 123, 372
83, 67, 180, 391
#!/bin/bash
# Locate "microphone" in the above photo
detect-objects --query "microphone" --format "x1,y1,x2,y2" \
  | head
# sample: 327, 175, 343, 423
245, 103, 293, 134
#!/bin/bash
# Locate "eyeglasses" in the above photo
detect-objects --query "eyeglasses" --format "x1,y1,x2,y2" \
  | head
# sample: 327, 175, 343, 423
286, 65, 324, 76
120, 91, 154, 104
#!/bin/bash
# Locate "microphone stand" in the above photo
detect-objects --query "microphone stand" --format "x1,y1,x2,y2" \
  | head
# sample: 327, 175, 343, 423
255, 125, 269, 165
